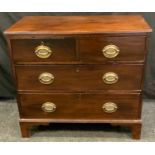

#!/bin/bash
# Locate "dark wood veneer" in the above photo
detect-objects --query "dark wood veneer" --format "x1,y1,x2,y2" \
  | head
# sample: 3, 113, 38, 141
79, 36, 146, 62
5, 16, 151, 37
19, 93, 140, 119
5, 15, 152, 139
11, 39, 76, 63
16, 64, 143, 92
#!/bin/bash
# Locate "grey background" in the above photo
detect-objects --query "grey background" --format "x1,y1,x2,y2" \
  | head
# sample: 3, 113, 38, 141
0, 12, 154, 99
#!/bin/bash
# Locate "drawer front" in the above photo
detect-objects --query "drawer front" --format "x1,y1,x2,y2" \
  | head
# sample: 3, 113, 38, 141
16, 64, 143, 91
79, 36, 146, 62
19, 93, 140, 119
11, 39, 76, 63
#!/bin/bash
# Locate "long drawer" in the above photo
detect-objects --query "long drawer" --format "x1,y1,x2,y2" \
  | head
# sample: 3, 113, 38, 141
19, 93, 141, 119
15, 64, 143, 92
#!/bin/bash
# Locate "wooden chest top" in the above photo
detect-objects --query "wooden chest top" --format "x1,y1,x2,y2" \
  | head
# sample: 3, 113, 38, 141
5, 15, 152, 38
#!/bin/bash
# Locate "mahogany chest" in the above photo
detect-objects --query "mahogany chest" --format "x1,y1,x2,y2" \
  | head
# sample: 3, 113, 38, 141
5, 15, 152, 139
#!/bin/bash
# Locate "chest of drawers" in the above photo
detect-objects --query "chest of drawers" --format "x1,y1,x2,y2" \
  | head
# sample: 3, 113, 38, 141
5, 15, 152, 139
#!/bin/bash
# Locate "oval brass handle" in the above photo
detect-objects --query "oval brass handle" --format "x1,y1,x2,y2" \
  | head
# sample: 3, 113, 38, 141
102, 72, 119, 84
102, 45, 120, 58
41, 102, 56, 113
38, 72, 54, 84
102, 102, 118, 113
35, 43, 52, 58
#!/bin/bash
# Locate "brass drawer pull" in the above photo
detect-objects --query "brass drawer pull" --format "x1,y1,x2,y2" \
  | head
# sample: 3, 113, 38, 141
38, 72, 54, 84
102, 45, 120, 58
102, 102, 118, 113
42, 102, 56, 113
102, 72, 118, 84
35, 42, 52, 58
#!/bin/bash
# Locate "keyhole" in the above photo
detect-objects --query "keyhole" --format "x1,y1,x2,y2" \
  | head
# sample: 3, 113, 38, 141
76, 68, 80, 73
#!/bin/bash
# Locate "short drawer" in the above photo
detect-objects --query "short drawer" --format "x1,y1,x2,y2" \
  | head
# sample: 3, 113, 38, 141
19, 93, 141, 119
79, 36, 146, 62
11, 39, 76, 63
16, 64, 143, 91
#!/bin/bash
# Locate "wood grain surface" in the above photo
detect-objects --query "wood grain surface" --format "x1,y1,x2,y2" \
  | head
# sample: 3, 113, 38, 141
5, 15, 152, 139
5, 16, 152, 38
